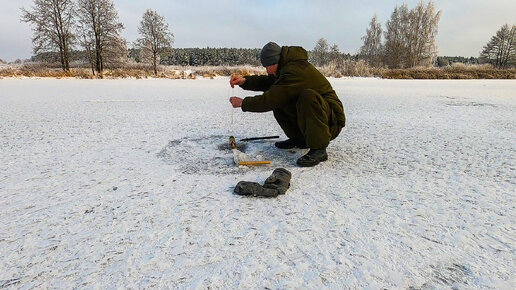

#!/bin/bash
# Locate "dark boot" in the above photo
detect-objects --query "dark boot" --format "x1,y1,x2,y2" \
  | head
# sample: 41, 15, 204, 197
275, 139, 308, 149
263, 168, 292, 195
296, 149, 328, 167
234, 168, 292, 197
234, 181, 263, 196
234, 181, 281, 197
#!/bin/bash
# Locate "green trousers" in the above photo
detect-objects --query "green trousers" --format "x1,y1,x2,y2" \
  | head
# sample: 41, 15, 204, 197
273, 89, 342, 149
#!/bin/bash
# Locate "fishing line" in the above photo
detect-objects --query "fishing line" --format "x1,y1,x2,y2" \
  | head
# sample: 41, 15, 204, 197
231, 87, 235, 126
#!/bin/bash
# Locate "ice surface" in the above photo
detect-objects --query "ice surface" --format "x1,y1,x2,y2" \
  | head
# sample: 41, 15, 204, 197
0, 78, 515, 288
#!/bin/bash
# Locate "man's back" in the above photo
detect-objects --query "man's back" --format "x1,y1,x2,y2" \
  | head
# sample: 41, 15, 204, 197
275, 46, 346, 128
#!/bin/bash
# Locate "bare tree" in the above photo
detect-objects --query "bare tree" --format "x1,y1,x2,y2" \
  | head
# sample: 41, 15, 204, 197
76, 0, 126, 74
76, 21, 96, 75
384, 5, 409, 68
360, 14, 383, 67
405, 1, 441, 67
21, 0, 75, 71
135, 10, 174, 75
480, 24, 516, 68
312, 38, 330, 66
383, 1, 441, 68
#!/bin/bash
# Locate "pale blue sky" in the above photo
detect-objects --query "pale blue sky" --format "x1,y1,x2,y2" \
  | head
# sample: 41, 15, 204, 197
1, 0, 515, 61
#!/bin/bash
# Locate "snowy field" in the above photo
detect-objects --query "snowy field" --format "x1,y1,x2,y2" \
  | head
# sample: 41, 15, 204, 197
0, 78, 515, 288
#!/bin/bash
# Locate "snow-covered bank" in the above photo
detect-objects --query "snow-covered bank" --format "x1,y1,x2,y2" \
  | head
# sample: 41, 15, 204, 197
0, 78, 514, 288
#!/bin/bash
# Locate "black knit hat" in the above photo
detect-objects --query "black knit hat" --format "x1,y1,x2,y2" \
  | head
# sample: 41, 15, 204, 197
260, 42, 281, 67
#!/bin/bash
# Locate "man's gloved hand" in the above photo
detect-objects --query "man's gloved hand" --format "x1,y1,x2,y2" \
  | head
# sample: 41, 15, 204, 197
230, 75, 246, 88
229, 96, 243, 108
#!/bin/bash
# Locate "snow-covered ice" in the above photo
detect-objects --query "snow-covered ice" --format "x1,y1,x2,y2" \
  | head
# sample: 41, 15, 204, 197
0, 78, 515, 288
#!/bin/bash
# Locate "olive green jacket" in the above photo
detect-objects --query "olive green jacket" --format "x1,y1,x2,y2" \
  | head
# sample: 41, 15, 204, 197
241, 46, 345, 128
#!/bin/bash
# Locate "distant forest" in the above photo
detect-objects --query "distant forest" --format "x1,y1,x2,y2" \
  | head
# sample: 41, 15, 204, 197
30, 48, 263, 66
29, 48, 479, 67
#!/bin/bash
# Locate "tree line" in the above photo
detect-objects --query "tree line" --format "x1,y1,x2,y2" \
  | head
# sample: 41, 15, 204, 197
30, 43, 482, 69
145, 48, 261, 66
31, 48, 262, 67
20, 0, 515, 74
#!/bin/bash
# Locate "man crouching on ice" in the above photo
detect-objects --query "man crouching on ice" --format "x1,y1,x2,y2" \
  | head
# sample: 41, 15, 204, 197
229, 42, 346, 167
